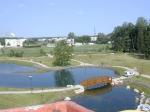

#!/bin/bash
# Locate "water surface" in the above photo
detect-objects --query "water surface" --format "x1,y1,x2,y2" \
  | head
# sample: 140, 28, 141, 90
0, 63, 140, 112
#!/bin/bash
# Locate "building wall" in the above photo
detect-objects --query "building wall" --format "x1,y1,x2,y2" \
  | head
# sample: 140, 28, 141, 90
5, 39, 26, 47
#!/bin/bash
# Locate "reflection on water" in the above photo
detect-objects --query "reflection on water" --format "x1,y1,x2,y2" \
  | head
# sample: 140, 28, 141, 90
84, 85, 112, 96
54, 69, 75, 87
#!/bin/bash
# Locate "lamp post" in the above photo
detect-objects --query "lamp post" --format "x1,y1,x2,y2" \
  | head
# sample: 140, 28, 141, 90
28, 75, 33, 93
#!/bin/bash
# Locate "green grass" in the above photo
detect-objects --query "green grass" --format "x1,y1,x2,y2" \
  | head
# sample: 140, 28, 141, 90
73, 44, 112, 53
0, 44, 111, 57
0, 59, 34, 67
0, 90, 75, 109
111, 67, 125, 76
74, 53, 150, 75
0, 47, 53, 57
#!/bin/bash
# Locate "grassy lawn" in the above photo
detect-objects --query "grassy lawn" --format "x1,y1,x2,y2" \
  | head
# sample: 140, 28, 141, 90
111, 67, 126, 76
124, 76, 150, 96
0, 47, 53, 57
74, 53, 150, 75
0, 44, 111, 57
0, 58, 34, 66
73, 44, 112, 53
0, 90, 75, 109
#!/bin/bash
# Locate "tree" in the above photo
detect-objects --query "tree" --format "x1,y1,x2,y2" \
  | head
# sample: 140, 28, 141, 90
136, 17, 148, 53
75, 35, 91, 43
0, 38, 5, 46
68, 32, 75, 39
96, 33, 110, 44
53, 40, 73, 66
111, 17, 150, 59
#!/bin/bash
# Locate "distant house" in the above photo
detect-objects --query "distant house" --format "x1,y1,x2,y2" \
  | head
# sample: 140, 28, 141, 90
90, 36, 98, 42
38, 38, 46, 42
5, 39, 26, 47
54, 37, 67, 42
74, 42, 83, 46
66, 39, 75, 46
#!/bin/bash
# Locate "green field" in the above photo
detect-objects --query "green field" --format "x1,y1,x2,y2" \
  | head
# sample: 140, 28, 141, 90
74, 53, 150, 75
0, 44, 111, 57
0, 90, 75, 109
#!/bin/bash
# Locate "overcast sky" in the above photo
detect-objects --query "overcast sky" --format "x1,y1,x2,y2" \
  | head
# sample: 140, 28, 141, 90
0, 0, 149, 37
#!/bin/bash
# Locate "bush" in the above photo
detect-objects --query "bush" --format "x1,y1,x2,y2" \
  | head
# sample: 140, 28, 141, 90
15, 51, 24, 57
8, 50, 24, 57
9, 49, 15, 57
40, 49, 46, 56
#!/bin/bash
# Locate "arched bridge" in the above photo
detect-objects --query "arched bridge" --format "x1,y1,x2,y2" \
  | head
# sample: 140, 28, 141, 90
80, 76, 112, 89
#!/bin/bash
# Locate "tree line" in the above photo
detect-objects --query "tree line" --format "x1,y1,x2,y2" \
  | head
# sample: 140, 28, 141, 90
111, 17, 150, 58
68, 32, 110, 44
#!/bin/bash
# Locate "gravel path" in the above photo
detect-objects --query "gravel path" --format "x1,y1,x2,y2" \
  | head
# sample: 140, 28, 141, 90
0, 87, 80, 95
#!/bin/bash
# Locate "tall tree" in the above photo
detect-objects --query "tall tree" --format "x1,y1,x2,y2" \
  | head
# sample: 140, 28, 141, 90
0, 38, 5, 46
68, 32, 75, 39
53, 40, 73, 66
136, 17, 148, 53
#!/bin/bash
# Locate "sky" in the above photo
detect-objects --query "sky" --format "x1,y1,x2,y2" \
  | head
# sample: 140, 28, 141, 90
0, 0, 150, 37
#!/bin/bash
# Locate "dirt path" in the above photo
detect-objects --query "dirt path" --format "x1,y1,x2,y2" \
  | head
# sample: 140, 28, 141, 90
0, 86, 81, 95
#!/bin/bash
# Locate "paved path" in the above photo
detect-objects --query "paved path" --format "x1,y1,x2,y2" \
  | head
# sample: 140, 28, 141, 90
0, 87, 80, 95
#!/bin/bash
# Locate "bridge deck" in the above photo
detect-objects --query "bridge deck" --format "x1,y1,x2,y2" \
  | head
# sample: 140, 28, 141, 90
80, 76, 112, 89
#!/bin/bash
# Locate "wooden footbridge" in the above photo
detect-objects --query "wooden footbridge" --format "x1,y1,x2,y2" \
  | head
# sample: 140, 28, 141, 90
80, 76, 112, 89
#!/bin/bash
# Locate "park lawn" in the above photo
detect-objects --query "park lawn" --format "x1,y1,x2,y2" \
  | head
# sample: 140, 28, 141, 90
73, 53, 150, 75
73, 44, 112, 53
0, 58, 34, 66
0, 47, 53, 57
0, 90, 75, 109
0, 44, 111, 57
111, 67, 126, 76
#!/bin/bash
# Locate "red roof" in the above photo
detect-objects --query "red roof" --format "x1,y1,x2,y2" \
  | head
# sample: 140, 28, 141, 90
0, 101, 94, 112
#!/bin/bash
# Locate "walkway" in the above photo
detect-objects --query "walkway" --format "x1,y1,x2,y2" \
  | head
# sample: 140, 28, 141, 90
0, 86, 81, 95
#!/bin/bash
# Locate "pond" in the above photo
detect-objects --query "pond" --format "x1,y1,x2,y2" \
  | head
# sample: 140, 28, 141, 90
0, 63, 115, 88
0, 63, 140, 112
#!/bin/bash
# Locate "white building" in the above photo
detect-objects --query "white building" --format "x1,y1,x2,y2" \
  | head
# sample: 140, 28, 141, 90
66, 39, 75, 46
54, 37, 67, 42
5, 39, 26, 47
90, 36, 98, 42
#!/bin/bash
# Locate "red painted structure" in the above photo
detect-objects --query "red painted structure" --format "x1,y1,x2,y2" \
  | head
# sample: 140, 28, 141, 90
0, 101, 94, 112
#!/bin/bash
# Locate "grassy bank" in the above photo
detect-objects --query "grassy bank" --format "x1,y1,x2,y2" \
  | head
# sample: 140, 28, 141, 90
0, 59, 34, 67
124, 76, 150, 96
0, 90, 75, 109
111, 67, 126, 76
